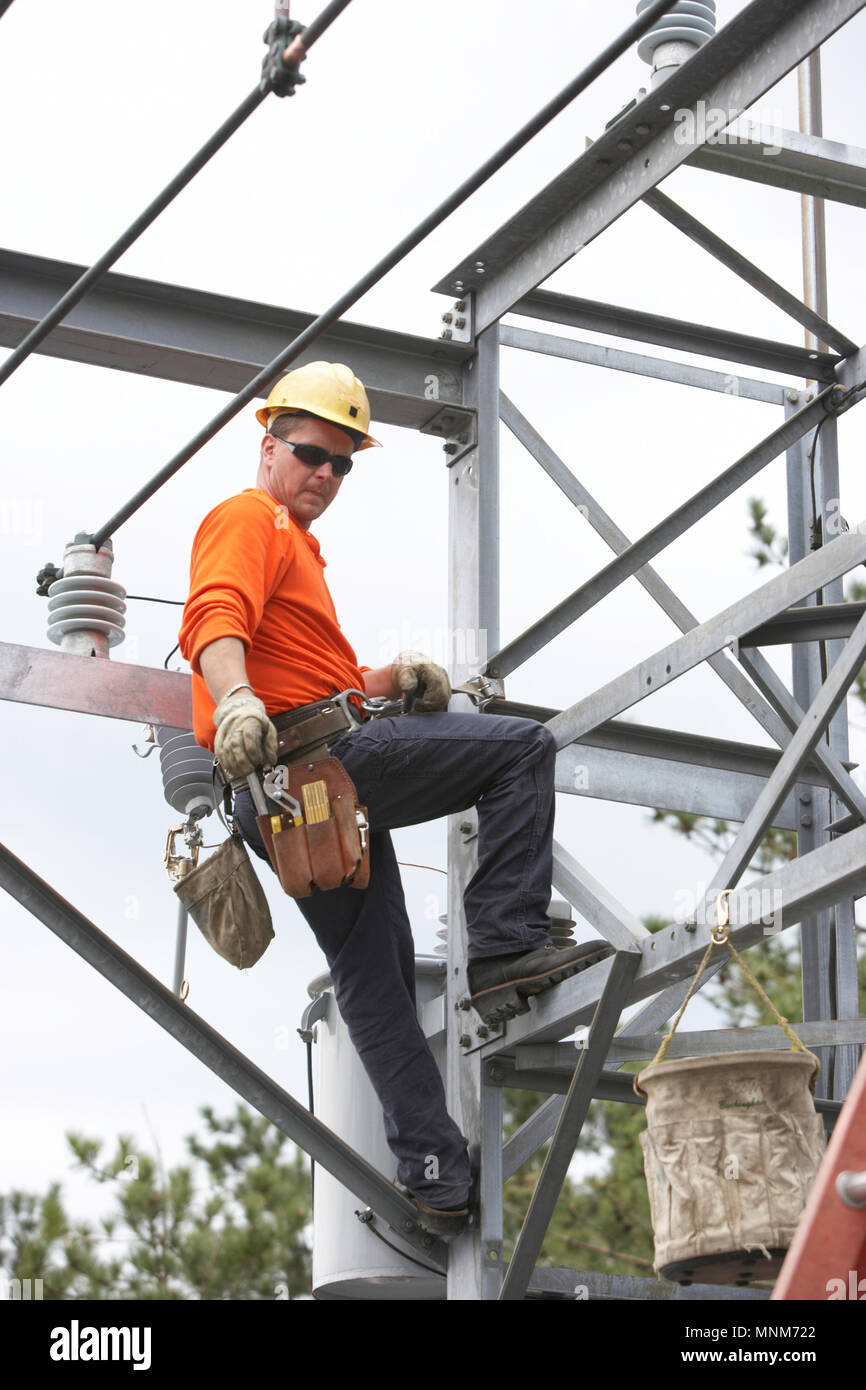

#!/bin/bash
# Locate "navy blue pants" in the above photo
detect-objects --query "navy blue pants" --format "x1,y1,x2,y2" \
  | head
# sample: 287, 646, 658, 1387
233, 711, 556, 1208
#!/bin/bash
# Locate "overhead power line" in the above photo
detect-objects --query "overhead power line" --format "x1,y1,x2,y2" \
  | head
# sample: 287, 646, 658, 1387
88, 0, 681, 548
0, 0, 354, 390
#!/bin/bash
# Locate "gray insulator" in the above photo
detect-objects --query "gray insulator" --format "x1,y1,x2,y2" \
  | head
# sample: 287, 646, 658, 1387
47, 540, 126, 656
636, 0, 716, 66
434, 903, 576, 954
547, 897, 577, 948
157, 726, 216, 818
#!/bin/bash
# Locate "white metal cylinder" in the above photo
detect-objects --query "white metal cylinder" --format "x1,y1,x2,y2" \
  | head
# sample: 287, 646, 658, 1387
310, 956, 447, 1300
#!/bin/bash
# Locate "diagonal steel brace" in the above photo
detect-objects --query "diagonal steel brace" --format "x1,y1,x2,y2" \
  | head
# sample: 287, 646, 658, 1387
0, 840, 446, 1267
498, 950, 641, 1300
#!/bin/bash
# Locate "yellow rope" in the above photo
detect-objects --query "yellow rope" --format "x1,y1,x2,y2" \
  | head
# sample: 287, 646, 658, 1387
634, 889, 820, 1097
723, 936, 810, 1056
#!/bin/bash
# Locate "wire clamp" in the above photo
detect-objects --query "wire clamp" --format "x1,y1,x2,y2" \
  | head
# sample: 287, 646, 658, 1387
36, 561, 62, 597
261, 16, 307, 97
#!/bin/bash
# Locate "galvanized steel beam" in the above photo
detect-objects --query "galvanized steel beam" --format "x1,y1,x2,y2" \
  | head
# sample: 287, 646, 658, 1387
743, 602, 866, 646
480, 822, 866, 1053
706, 610, 866, 893
436, 0, 866, 328
605, 1019, 866, 1064
642, 187, 856, 359
689, 125, 866, 210
0, 840, 446, 1264
556, 742, 815, 828
446, 330, 502, 1300
508, 289, 824, 384
525, 1267, 769, 1300
500, 393, 798, 754
501, 1095, 565, 1181
500, 324, 788, 400
0, 249, 470, 433
498, 951, 641, 1301
552, 841, 650, 950
0, 641, 192, 728
544, 521, 866, 747
486, 383, 846, 680
737, 646, 866, 822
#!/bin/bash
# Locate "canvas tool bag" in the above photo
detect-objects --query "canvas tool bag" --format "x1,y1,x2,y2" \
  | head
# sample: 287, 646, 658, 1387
634, 891, 823, 1285
172, 832, 275, 970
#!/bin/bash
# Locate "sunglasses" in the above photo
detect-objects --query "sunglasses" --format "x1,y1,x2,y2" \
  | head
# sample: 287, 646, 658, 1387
272, 435, 354, 477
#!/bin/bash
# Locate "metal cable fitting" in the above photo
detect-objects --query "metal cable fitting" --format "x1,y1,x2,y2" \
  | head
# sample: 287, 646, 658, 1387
261, 16, 306, 96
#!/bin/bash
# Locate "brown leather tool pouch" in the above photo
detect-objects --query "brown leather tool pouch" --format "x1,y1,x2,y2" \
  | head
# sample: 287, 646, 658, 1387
256, 754, 370, 898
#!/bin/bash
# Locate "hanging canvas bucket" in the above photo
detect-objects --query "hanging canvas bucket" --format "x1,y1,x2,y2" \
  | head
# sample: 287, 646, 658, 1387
636, 892, 824, 1286
638, 1049, 824, 1285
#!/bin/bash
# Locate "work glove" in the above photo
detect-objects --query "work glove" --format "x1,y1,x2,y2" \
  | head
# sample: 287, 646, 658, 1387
213, 689, 278, 779
392, 650, 451, 713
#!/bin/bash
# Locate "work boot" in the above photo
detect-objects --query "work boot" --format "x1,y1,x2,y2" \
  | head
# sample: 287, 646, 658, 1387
468, 941, 614, 1026
395, 1182, 471, 1240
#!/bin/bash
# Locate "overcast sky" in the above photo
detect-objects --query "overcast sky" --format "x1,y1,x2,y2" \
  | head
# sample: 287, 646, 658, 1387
2, 0, 866, 1242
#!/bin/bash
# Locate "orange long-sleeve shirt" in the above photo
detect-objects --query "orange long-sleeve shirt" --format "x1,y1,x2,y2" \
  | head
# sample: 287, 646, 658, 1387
178, 488, 368, 750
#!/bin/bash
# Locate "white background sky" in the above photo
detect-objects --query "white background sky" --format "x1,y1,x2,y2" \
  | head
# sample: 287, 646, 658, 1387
2, 0, 866, 1242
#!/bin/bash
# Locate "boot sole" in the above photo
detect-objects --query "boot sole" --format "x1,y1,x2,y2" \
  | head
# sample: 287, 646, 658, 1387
411, 1201, 470, 1239
470, 946, 612, 1026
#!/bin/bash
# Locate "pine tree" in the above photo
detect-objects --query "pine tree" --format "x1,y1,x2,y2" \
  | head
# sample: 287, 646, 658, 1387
0, 1105, 312, 1300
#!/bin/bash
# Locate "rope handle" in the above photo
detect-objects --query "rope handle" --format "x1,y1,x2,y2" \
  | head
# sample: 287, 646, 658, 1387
634, 890, 820, 1098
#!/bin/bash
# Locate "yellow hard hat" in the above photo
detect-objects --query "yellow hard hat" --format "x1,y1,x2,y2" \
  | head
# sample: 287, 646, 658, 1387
255, 361, 381, 450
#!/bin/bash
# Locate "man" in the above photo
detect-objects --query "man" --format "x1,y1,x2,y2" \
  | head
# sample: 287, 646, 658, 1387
179, 361, 612, 1237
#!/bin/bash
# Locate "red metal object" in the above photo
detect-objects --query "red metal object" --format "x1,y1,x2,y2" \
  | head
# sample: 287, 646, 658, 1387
772, 1050, 866, 1300
0, 640, 192, 728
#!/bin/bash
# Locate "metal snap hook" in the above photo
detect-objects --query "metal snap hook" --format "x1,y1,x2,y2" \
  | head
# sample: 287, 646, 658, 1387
713, 889, 733, 944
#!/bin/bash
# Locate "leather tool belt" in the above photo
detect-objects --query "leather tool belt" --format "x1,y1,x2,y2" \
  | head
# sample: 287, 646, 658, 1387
228, 695, 363, 794
230, 694, 371, 898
